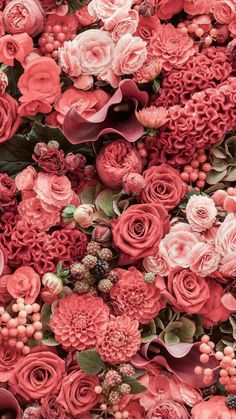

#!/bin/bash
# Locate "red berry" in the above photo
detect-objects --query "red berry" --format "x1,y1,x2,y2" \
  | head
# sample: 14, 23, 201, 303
202, 163, 211, 172
191, 159, 200, 168
181, 172, 190, 182
198, 154, 207, 163
198, 171, 206, 180
57, 33, 66, 42
62, 25, 69, 33
52, 25, 62, 34
196, 180, 205, 188
45, 43, 54, 52
184, 165, 193, 173
195, 28, 204, 37
54, 40, 61, 49
190, 172, 198, 182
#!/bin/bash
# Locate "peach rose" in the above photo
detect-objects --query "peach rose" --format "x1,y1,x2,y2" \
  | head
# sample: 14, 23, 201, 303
113, 34, 147, 75
6, 266, 40, 304
188, 242, 220, 277
0, 33, 33, 67
2, 0, 44, 37
215, 214, 236, 256
212, 0, 236, 24
109, 10, 139, 41
160, 229, 198, 267
15, 167, 37, 191
18, 197, 60, 231
191, 396, 235, 418
18, 57, 61, 104
88, 0, 132, 23
33, 172, 73, 213
186, 195, 217, 232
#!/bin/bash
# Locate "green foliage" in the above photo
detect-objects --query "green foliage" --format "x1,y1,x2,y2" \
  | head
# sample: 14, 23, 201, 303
77, 349, 105, 375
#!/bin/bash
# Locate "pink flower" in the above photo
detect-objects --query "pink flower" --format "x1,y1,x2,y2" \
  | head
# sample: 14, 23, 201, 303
134, 57, 162, 83
96, 139, 142, 189
50, 293, 110, 350
76, 5, 97, 26
18, 197, 60, 231
143, 246, 171, 276
188, 242, 220, 277
15, 167, 37, 191
96, 314, 141, 364
136, 106, 169, 129
0, 342, 23, 382
212, 0, 236, 24
215, 214, 236, 256
33, 172, 73, 213
0, 33, 33, 66
186, 195, 217, 232
6, 266, 40, 304
191, 396, 236, 418
88, 0, 132, 23
146, 400, 189, 419
122, 172, 146, 195
139, 373, 173, 410
150, 23, 196, 71
110, 9, 139, 41
18, 99, 51, 117
136, 15, 161, 41
183, 0, 211, 15
220, 252, 236, 277
0, 93, 21, 144
156, 0, 183, 19
2, 0, 44, 37
160, 229, 198, 267
113, 34, 147, 76
58, 40, 82, 77
110, 267, 163, 323
200, 281, 230, 328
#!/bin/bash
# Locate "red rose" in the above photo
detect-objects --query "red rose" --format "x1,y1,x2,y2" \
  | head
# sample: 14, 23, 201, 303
6, 266, 40, 304
41, 394, 72, 419
112, 203, 170, 263
33, 148, 68, 175
140, 164, 187, 210
56, 370, 101, 416
9, 349, 65, 402
0, 342, 23, 382
0, 93, 21, 144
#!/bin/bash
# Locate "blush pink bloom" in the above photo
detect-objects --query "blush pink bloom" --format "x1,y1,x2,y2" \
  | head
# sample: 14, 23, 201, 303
143, 246, 171, 276
191, 396, 236, 418
73, 75, 94, 90
212, 0, 236, 24
186, 195, 217, 232
200, 281, 231, 328
0, 33, 33, 67
150, 23, 196, 71
184, 0, 211, 15
50, 293, 110, 350
134, 57, 162, 83
136, 106, 169, 129
58, 40, 82, 77
110, 9, 139, 41
15, 166, 37, 191
96, 314, 141, 364
88, 0, 132, 23
113, 34, 147, 75
18, 197, 60, 231
215, 214, 236, 256
18, 57, 61, 104
146, 400, 189, 419
2, 0, 44, 37
187, 242, 220, 277
0, 93, 21, 144
160, 230, 198, 267
220, 252, 236, 277
33, 172, 73, 213
6, 266, 40, 304
156, 0, 183, 19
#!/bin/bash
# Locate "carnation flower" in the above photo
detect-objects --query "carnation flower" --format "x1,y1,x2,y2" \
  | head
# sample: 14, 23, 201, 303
50, 293, 110, 350
96, 315, 141, 363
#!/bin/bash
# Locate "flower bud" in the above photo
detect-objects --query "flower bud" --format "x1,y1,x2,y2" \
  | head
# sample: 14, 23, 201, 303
73, 204, 95, 228
42, 272, 63, 294
65, 153, 86, 171
92, 225, 112, 246
23, 405, 41, 419
122, 172, 146, 195
139, 1, 155, 16
34, 142, 48, 157
0, 70, 8, 95
47, 140, 60, 149
40, 288, 59, 304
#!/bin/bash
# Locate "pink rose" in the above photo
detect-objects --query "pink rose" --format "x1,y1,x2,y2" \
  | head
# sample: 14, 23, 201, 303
33, 172, 73, 213
57, 370, 101, 416
212, 0, 236, 24
88, 0, 132, 23
2, 0, 44, 37
188, 242, 220, 277
0, 33, 33, 66
156, 0, 183, 20
143, 246, 171, 276
220, 252, 236, 277
15, 167, 37, 191
215, 214, 236, 256
186, 195, 217, 232
200, 281, 230, 328
160, 229, 198, 267
191, 396, 235, 418
113, 34, 147, 75
0, 92, 21, 144
110, 10, 139, 41
163, 268, 210, 314
18, 197, 60, 231
6, 266, 40, 304
183, 0, 211, 15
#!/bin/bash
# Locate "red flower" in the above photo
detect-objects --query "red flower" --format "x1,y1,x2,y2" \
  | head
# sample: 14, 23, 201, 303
6, 266, 40, 304
0, 173, 17, 204
33, 148, 68, 175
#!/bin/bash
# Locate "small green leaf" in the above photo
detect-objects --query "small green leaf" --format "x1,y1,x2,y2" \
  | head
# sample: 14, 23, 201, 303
164, 332, 180, 345
42, 326, 59, 346
122, 376, 147, 394
77, 349, 105, 375
41, 303, 52, 326
80, 186, 96, 204
1, 61, 24, 98
95, 189, 116, 217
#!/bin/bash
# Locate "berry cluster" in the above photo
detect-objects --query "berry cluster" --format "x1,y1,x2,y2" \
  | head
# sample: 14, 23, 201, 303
177, 18, 225, 47
39, 23, 76, 59
180, 150, 212, 190
0, 298, 42, 354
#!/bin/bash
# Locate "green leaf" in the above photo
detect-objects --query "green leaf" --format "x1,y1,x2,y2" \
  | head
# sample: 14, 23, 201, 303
67, 0, 88, 13
95, 189, 116, 217
80, 186, 96, 204
0, 134, 37, 176
122, 376, 147, 394
1, 61, 24, 98
77, 349, 105, 375
41, 303, 52, 326
142, 334, 157, 343
42, 326, 59, 346
164, 332, 180, 345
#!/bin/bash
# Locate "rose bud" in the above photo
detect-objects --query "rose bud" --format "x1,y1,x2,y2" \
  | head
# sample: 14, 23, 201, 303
92, 225, 112, 246
42, 273, 63, 294
41, 288, 59, 304
65, 153, 86, 171
47, 140, 60, 149
0, 70, 8, 95
73, 204, 95, 228
122, 172, 146, 195
34, 142, 48, 157
139, 0, 155, 16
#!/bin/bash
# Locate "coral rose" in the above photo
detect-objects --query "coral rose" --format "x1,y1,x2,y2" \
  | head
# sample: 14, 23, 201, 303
212, 0, 236, 24
0, 342, 23, 382
50, 293, 110, 350
163, 268, 210, 314
0, 93, 21, 143
15, 166, 37, 191
200, 281, 231, 328
188, 242, 220, 277
2, 0, 44, 37
18, 197, 60, 231
88, 0, 132, 23
9, 349, 65, 402
191, 396, 236, 418
150, 23, 196, 71
111, 267, 163, 323
57, 370, 101, 416
140, 164, 187, 210
33, 172, 73, 213
0, 33, 33, 66
136, 106, 169, 129
96, 315, 141, 363
112, 203, 170, 263
18, 57, 61, 104
215, 214, 236, 256
96, 139, 142, 189
113, 34, 147, 76
186, 194, 217, 232
6, 266, 40, 304
146, 400, 189, 419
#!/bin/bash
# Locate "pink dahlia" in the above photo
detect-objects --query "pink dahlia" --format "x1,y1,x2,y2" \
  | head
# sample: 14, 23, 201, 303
50, 293, 110, 351
96, 315, 141, 364
110, 267, 163, 324
149, 23, 197, 71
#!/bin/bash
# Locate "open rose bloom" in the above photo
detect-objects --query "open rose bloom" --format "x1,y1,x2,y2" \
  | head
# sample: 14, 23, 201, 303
0, 0, 236, 417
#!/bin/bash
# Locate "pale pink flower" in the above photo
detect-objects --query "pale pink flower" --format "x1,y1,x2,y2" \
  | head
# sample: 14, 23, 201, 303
136, 106, 169, 129
113, 34, 147, 75
186, 195, 217, 232
134, 57, 162, 83
88, 0, 132, 23
33, 173, 73, 213
18, 197, 60, 231
58, 40, 82, 77
160, 230, 198, 268
220, 252, 236, 277
143, 246, 171, 276
188, 242, 220, 277
109, 10, 139, 41
215, 213, 236, 256
212, 0, 236, 24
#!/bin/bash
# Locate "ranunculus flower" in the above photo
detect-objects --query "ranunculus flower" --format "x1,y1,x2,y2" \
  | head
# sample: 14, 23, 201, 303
0, 342, 23, 382
160, 229, 198, 267
163, 267, 210, 314
15, 166, 37, 191
112, 203, 170, 263
150, 23, 196, 71
9, 349, 65, 402
188, 242, 220, 277
146, 400, 189, 419
33, 148, 68, 175
57, 370, 101, 416
33, 172, 73, 213
136, 106, 169, 129
2, 0, 44, 37
122, 172, 146, 195
215, 214, 236, 256
186, 195, 217, 232
140, 164, 187, 210
0, 93, 21, 143
18, 197, 60, 231
88, 0, 132, 23
191, 396, 236, 418
113, 34, 147, 76
212, 0, 236, 24
6, 266, 40, 304
200, 280, 231, 327
0, 173, 17, 204
156, 0, 183, 19
183, 0, 211, 15
0, 33, 33, 66
96, 139, 142, 189
18, 57, 61, 104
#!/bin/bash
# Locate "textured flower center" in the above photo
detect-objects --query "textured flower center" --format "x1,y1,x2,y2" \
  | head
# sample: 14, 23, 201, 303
111, 330, 126, 347
72, 313, 88, 331
7, 5, 29, 29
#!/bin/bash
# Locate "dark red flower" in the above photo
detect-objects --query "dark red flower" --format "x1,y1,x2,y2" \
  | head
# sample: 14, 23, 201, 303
0, 173, 17, 205
33, 148, 68, 175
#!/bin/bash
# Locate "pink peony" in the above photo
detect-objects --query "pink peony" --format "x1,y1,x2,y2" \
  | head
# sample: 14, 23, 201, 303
96, 314, 141, 364
191, 396, 236, 418
212, 0, 236, 24
136, 106, 169, 129
186, 195, 217, 232
160, 229, 198, 268
110, 267, 163, 323
88, 0, 132, 23
6, 266, 40, 304
113, 34, 147, 76
150, 23, 196, 71
0, 33, 33, 66
50, 293, 110, 350
187, 242, 220, 277
2, 0, 44, 37
18, 197, 60, 231
215, 214, 236, 256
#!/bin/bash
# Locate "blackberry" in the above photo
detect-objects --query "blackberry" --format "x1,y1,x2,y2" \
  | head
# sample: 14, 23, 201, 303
84, 271, 96, 285
74, 281, 90, 294
107, 270, 119, 283
87, 241, 101, 256
99, 248, 113, 261
70, 263, 86, 280
90, 260, 110, 279
202, 385, 217, 397
225, 395, 236, 409
88, 286, 98, 296
82, 255, 97, 269
98, 279, 113, 293
119, 383, 131, 395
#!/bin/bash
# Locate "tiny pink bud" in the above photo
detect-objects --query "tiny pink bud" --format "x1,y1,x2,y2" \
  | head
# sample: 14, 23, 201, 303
73, 204, 95, 228
122, 172, 146, 195
34, 142, 48, 157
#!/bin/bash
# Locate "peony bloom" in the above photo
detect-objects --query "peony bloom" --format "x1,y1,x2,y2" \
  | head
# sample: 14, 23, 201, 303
136, 106, 169, 129
50, 293, 110, 350
0, 93, 21, 144
146, 400, 189, 419
6, 266, 40, 304
187, 242, 220, 277
113, 34, 147, 76
150, 23, 197, 71
0, 33, 33, 67
96, 139, 142, 189
186, 195, 217, 232
110, 267, 163, 323
96, 314, 141, 364
191, 396, 236, 418
2, 0, 44, 37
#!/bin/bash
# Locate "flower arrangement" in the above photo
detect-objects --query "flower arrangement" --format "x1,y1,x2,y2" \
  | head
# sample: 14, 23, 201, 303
0, 0, 236, 418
